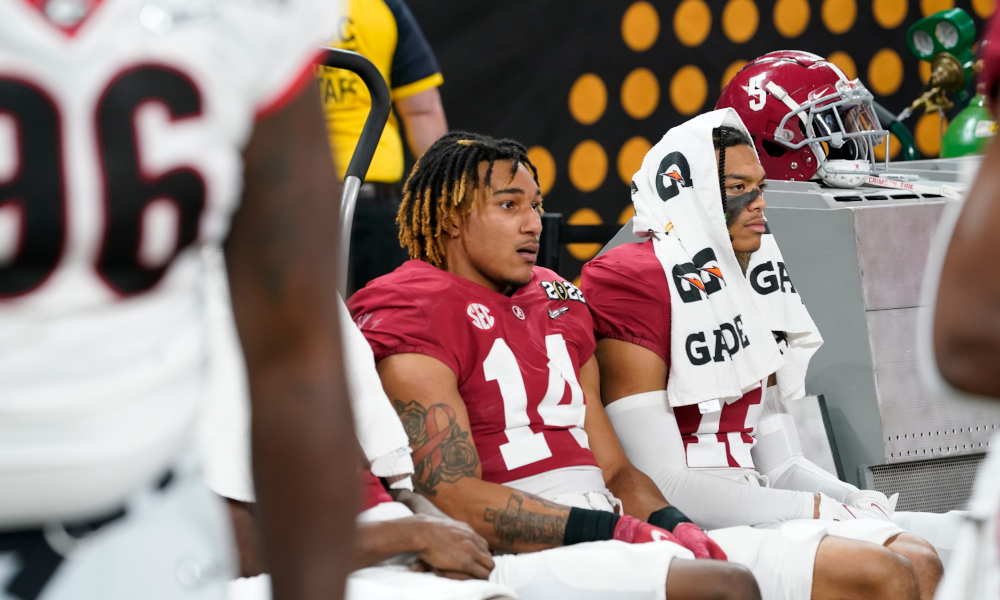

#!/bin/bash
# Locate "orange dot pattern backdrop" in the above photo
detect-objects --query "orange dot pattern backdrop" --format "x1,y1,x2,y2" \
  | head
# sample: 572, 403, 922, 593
409, 0, 993, 278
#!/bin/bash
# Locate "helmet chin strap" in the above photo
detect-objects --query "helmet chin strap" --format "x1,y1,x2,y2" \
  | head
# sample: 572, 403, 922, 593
814, 160, 870, 188
765, 81, 809, 127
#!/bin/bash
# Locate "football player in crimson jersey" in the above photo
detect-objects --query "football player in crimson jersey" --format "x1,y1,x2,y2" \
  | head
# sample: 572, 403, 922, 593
349, 132, 761, 600
0, 3, 356, 600
584, 123, 944, 600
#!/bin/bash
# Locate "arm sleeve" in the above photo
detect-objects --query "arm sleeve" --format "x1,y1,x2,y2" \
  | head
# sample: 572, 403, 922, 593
752, 386, 859, 502
384, 0, 443, 100
582, 259, 670, 364
764, 457, 858, 503
200, 248, 255, 503
605, 391, 814, 530
338, 296, 414, 484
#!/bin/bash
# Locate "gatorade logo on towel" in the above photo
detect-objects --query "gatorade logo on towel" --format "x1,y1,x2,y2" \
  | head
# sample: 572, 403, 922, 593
655, 151, 693, 201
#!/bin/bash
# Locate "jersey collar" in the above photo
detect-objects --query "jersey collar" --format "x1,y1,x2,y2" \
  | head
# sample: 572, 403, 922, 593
21, 0, 107, 37
402, 260, 539, 304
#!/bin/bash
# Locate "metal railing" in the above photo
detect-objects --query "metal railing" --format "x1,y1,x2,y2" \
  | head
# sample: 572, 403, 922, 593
319, 47, 392, 297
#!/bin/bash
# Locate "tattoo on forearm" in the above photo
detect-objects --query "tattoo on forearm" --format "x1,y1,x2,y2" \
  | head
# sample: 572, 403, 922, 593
483, 493, 569, 548
393, 399, 480, 496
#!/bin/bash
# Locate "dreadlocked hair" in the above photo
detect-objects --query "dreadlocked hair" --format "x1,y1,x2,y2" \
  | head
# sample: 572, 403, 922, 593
397, 131, 539, 268
712, 125, 754, 218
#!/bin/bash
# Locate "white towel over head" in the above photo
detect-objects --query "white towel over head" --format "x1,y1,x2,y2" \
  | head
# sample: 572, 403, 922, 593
630, 108, 822, 407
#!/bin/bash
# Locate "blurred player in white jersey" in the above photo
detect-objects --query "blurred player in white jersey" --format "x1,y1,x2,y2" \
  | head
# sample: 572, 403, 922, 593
931, 12, 1000, 600
0, 2, 358, 599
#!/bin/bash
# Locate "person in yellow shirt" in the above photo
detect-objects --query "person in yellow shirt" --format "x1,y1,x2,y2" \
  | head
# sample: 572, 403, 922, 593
321, 0, 448, 292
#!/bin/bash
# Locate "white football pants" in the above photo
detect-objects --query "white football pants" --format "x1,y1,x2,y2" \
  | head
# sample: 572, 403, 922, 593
5, 450, 236, 600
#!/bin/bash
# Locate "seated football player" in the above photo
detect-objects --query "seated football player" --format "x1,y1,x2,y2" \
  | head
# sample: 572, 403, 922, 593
349, 131, 761, 600
716, 51, 966, 564
583, 110, 944, 600
199, 256, 516, 600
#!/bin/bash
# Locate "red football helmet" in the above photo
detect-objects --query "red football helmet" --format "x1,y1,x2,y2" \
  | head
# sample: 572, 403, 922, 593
717, 51, 887, 188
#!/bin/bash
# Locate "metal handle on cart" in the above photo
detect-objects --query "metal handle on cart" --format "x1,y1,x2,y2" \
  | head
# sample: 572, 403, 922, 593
319, 47, 392, 297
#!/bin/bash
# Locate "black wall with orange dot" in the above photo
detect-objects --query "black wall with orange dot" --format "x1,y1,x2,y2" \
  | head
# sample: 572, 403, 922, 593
408, 0, 994, 282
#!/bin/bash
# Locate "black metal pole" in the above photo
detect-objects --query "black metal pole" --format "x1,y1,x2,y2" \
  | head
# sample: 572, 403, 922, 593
319, 48, 392, 296
538, 212, 562, 272
319, 48, 392, 183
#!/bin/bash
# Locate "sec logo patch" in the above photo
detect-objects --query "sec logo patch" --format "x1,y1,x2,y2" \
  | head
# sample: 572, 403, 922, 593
466, 303, 495, 330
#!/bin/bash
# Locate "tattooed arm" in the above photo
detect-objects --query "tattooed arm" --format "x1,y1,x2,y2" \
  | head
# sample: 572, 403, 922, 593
376, 352, 573, 553
578, 356, 671, 521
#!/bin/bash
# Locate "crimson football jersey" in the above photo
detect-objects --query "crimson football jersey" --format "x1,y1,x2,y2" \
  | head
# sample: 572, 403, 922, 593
361, 469, 393, 511
349, 260, 598, 485
583, 241, 763, 470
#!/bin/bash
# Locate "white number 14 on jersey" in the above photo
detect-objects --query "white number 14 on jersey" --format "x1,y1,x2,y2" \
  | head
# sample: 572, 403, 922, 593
483, 334, 590, 471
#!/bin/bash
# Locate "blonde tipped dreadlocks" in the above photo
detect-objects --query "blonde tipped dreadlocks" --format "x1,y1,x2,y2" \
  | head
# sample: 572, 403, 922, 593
397, 131, 539, 267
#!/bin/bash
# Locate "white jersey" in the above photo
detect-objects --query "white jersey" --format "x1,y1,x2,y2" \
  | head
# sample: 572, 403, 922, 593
0, 0, 339, 526
934, 434, 1000, 600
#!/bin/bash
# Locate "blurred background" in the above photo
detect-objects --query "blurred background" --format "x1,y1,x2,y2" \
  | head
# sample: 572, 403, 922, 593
407, 0, 995, 281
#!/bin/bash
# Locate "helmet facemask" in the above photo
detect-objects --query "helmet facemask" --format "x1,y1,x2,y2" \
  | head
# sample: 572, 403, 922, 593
770, 79, 888, 188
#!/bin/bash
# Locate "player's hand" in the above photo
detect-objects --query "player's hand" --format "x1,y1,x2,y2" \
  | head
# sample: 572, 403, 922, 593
407, 515, 494, 579
613, 515, 680, 545
817, 493, 856, 521
844, 490, 895, 522
671, 522, 728, 560
818, 491, 896, 522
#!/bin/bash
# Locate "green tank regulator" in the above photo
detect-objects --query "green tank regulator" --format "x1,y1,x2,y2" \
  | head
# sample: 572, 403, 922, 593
899, 7, 995, 157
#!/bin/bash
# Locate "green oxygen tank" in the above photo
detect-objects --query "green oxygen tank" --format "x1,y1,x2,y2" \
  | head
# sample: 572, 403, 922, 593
941, 87, 996, 157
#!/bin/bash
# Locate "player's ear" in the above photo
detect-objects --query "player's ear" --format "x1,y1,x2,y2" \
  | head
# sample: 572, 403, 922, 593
441, 208, 461, 238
